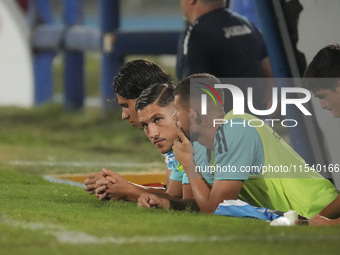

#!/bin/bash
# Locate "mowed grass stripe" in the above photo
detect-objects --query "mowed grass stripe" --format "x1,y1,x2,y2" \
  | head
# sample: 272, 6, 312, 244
1, 168, 340, 255
2, 217, 340, 245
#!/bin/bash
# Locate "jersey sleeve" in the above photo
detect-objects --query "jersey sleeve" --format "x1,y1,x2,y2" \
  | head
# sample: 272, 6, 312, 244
182, 171, 190, 185
170, 159, 184, 182
214, 119, 264, 180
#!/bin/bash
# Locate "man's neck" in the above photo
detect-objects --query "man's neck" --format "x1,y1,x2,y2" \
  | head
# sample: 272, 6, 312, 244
190, 3, 225, 23
196, 113, 225, 150
196, 124, 220, 150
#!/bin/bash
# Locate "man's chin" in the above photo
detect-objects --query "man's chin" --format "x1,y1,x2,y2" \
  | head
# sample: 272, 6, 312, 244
157, 146, 172, 154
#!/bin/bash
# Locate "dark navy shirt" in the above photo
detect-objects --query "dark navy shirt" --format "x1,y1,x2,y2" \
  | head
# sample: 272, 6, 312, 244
176, 8, 269, 112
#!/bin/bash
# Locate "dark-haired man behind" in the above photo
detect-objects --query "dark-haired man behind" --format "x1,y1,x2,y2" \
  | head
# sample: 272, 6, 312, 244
113, 59, 172, 128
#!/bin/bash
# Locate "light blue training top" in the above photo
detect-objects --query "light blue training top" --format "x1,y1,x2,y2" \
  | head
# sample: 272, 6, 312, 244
164, 151, 175, 170
170, 119, 265, 184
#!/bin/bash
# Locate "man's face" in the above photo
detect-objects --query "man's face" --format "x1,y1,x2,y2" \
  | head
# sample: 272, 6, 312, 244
173, 95, 191, 138
314, 85, 340, 118
116, 95, 140, 128
138, 103, 178, 154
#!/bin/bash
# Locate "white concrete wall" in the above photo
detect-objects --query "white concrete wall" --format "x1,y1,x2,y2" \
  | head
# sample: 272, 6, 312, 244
297, 0, 340, 188
0, 0, 34, 107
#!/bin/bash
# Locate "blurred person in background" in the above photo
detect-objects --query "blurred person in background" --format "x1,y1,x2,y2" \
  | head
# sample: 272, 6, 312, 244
176, 0, 275, 114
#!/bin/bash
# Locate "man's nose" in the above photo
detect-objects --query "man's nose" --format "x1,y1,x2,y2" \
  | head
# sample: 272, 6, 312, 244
121, 109, 129, 120
149, 124, 159, 138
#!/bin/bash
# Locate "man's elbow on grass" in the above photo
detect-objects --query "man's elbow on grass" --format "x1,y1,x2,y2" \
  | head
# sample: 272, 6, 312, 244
194, 180, 244, 214
195, 199, 226, 214
190, 196, 220, 214
200, 203, 222, 214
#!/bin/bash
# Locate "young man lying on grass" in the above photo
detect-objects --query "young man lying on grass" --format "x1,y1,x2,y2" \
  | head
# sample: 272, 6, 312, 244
94, 83, 193, 201
84, 60, 183, 200
138, 73, 340, 220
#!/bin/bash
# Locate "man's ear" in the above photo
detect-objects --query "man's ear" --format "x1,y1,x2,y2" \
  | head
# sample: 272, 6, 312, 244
189, 109, 197, 123
188, 0, 197, 5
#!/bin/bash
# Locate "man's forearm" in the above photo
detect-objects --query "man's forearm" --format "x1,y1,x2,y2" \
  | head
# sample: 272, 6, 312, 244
124, 183, 167, 202
184, 162, 215, 213
187, 176, 214, 213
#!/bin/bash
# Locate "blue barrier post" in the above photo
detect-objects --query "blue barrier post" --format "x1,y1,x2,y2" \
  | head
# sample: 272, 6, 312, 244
32, 0, 180, 114
32, 0, 54, 105
253, 0, 315, 164
229, 0, 260, 29
100, 0, 121, 114
63, 0, 85, 111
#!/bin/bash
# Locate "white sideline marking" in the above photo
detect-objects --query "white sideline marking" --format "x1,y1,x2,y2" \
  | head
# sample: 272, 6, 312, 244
54, 232, 233, 245
9, 160, 160, 168
2, 216, 340, 245
53, 233, 340, 244
44, 175, 85, 188
43, 176, 166, 189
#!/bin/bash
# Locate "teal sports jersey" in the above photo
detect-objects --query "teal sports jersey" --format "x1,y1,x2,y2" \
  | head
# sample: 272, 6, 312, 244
175, 111, 339, 217
170, 142, 214, 184
185, 121, 264, 183
220, 111, 339, 217
213, 118, 265, 180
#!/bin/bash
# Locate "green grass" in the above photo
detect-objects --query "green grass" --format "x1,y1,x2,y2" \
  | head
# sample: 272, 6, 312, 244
1, 168, 339, 255
1, 105, 338, 254
0, 104, 164, 174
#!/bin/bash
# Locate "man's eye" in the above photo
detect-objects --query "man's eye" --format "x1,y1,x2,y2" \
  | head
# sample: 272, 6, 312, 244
141, 124, 148, 129
154, 117, 161, 123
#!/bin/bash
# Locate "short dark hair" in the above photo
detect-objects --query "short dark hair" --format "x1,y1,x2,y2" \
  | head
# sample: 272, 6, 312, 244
304, 44, 340, 92
135, 83, 175, 111
113, 59, 172, 99
174, 73, 222, 107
